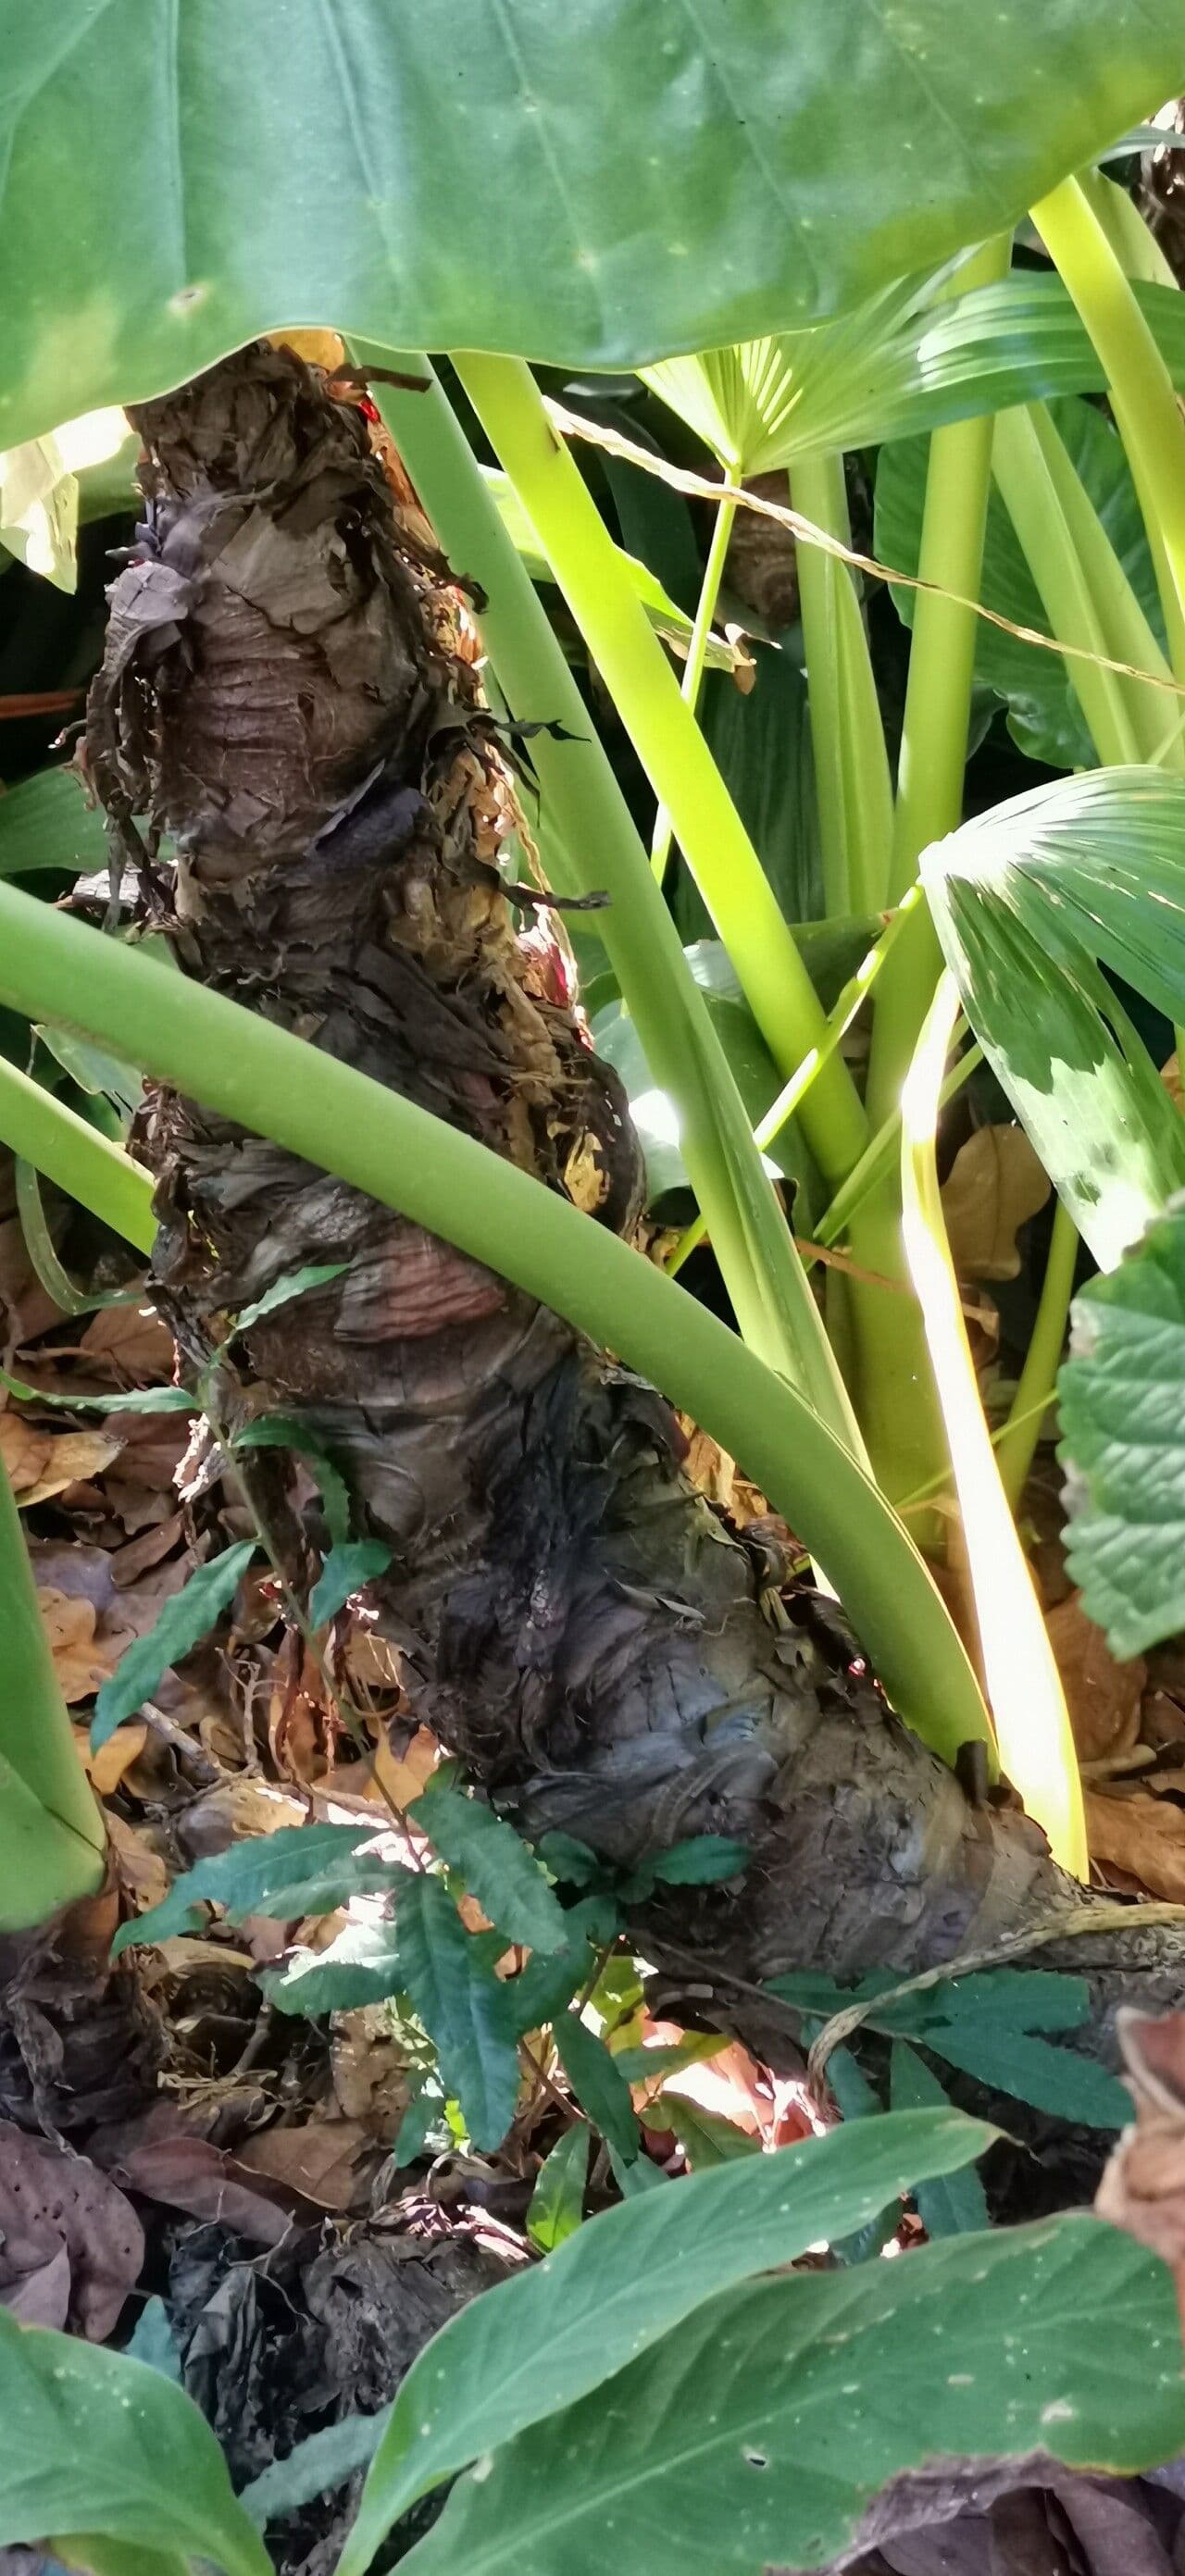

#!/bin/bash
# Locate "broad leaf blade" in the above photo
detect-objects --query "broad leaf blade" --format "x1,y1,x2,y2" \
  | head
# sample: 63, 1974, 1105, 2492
406, 2216, 1185, 2576
1060, 1199, 1185, 1656
0, 767, 108, 879
92, 1539, 257, 1748
308, 1538, 392, 1629
394, 1874, 521, 2152
922, 769, 1185, 1268
888, 2043, 991, 2237
409, 1779, 568, 1954
339, 2109, 994, 2576
258, 1919, 406, 2016
3, 5, 1182, 441
0, 2310, 269, 2576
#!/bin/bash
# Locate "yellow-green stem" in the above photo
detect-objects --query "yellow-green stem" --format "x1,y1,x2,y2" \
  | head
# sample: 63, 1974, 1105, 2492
651, 493, 738, 886
996, 1200, 1079, 1514
454, 352, 868, 1190
0, 1450, 106, 1929
1032, 173, 1185, 681
790, 449, 893, 915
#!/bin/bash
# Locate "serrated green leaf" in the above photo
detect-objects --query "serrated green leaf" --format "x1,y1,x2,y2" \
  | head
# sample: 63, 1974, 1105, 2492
0, 2310, 269, 2576
409, 2216, 1185, 2576
924, 2022, 1129, 2131
394, 1875, 521, 2153
554, 2014, 641, 2164
922, 769, 1185, 1270
409, 1779, 568, 1955
889, 2044, 992, 2237
2, 1368, 193, 1416
93, 1540, 257, 1750
233, 1413, 353, 1547
6, 5, 1181, 448
534, 1832, 603, 1888
642, 2093, 760, 2170
393, 2084, 444, 2171
111, 1822, 404, 1956
308, 1539, 393, 1631
339, 2109, 996, 2576
258, 1915, 406, 2018
1060, 1199, 1185, 1657
527, 2122, 591, 2253
229, 1263, 348, 1338
240, 2412, 390, 2532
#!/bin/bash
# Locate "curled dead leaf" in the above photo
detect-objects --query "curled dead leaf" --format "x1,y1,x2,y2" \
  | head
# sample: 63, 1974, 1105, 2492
1095, 2010, 1185, 2333
40, 1588, 117, 1701
1086, 1788, 1185, 1903
0, 2121, 143, 2339
940, 1125, 1051, 1282
1046, 1592, 1146, 1764
13, 1425, 123, 1507
0, 1410, 52, 1491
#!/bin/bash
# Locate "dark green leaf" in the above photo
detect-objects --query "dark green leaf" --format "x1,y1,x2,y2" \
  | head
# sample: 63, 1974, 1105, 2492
607, 2141, 669, 2196
308, 1539, 393, 1631
409, 1780, 568, 1954
527, 2122, 592, 2253
393, 2085, 444, 2170
111, 1821, 404, 1956
234, 1413, 353, 1547
121, 2298, 181, 2383
412, 2216, 1185, 2576
341, 2109, 996, 2576
609, 2034, 727, 2085
677, 651, 823, 934
554, 2014, 641, 2164
6, 6, 1181, 443
258, 1915, 405, 2018
0, 2309, 269, 2576
394, 1874, 521, 2153
924, 2022, 1130, 2131
535, 1832, 603, 1887
1061, 1199, 1185, 1656
93, 1540, 257, 1749
889, 2044, 992, 2236
647, 1836, 751, 1886
922, 769, 1185, 1269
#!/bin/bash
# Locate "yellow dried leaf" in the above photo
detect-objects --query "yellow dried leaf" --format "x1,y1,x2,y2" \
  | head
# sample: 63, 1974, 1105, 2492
90, 1721, 150, 1797
19, 1427, 122, 1505
0, 1411, 52, 1493
940, 1126, 1051, 1282
268, 330, 347, 371
39, 1589, 115, 1701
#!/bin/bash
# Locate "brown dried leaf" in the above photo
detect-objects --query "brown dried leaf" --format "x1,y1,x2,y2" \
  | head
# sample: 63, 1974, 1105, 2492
78, 1300, 176, 1377
239, 2117, 374, 2212
1086, 1788, 1185, 1901
0, 2121, 143, 2340
88, 1721, 150, 1797
104, 1807, 169, 1914
373, 1724, 439, 1810
940, 1126, 1051, 1282
1046, 1593, 1146, 1763
112, 2134, 292, 2246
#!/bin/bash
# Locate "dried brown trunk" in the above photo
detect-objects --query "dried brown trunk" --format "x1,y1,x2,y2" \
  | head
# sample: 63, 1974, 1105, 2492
85, 342, 1185, 2103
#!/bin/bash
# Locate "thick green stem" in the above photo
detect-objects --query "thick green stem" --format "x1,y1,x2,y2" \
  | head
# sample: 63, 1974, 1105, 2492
0, 1055, 156, 1254
0, 877, 992, 1768
453, 351, 869, 1190
851, 238, 1011, 1523
651, 493, 737, 885
1032, 174, 1185, 682
996, 1200, 1079, 1515
790, 449, 893, 916
362, 349, 858, 1438
0, 1450, 106, 1929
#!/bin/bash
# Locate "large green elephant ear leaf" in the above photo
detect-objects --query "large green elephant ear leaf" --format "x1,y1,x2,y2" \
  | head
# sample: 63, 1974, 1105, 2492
3, 1, 1184, 445
921, 769, 1185, 1271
